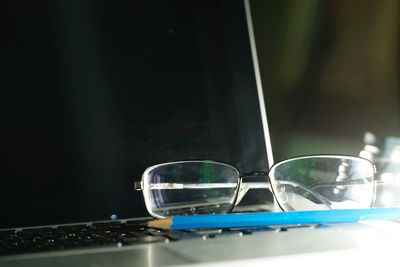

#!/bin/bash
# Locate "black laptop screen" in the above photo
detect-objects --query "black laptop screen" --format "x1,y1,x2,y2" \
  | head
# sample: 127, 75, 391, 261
0, 0, 269, 228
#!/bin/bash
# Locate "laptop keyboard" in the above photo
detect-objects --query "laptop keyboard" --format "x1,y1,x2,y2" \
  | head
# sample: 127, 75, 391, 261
0, 220, 174, 256
0, 220, 317, 256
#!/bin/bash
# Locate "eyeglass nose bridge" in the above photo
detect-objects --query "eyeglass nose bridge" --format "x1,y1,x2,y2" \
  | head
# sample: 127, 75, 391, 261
234, 171, 271, 206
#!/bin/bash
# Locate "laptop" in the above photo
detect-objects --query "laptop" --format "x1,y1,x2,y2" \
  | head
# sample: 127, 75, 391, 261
2, 0, 398, 266
0, 0, 277, 263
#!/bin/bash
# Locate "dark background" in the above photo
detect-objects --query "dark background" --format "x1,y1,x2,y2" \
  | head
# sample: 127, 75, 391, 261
251, 0, 400, 161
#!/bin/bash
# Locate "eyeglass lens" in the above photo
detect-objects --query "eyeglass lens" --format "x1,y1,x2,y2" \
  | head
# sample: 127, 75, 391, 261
142, 156, 375, 218
269, 156, 375, 211
143, 161, 240, 218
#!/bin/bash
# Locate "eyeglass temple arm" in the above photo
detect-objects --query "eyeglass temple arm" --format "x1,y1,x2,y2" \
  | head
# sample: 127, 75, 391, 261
134, 181, 143, 190
279, 180, 333, 208
133, 172, 270, 191
240, 172, 271, 191
236, 173, 335, 209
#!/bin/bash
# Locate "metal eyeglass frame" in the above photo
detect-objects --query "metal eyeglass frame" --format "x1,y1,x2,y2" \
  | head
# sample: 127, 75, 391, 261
134, 155, 376, 218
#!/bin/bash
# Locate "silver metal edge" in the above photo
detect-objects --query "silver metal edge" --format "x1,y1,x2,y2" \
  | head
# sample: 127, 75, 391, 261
244, 0, 274, 168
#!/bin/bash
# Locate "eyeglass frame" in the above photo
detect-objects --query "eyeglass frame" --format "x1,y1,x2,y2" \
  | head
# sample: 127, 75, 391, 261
134, 155, 377, 218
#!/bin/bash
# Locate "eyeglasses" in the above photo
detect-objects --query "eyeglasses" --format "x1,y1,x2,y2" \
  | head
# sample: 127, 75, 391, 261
134, 155, 376, 218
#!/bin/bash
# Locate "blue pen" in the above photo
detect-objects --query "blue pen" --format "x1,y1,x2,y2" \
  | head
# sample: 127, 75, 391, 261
148, 208, 400, 229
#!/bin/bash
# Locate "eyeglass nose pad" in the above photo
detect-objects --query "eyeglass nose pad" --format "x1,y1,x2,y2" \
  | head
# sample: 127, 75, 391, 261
275, 185, 288, 204
234, 185, 250, 206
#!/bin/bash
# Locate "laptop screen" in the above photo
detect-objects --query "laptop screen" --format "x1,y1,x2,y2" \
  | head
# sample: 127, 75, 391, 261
1, 0, 270, 228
